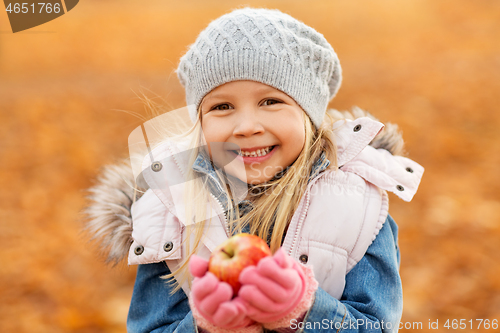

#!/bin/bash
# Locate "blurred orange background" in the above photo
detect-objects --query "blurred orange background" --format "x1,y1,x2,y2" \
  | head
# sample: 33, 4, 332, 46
1, 0, 499, 332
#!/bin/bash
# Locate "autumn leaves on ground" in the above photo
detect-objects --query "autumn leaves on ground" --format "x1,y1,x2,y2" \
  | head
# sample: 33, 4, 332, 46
1, 0, 499, 332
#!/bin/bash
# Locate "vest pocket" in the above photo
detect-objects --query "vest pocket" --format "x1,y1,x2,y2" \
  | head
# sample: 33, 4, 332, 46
157, 214, 182, 261
297, 240, 348, 300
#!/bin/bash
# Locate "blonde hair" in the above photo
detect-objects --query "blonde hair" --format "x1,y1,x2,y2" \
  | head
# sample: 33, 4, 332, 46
236, 110, 338, 251
139, 95, 340, 294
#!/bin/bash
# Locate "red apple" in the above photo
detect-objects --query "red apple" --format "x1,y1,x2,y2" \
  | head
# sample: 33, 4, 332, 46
208, 233, 272, 296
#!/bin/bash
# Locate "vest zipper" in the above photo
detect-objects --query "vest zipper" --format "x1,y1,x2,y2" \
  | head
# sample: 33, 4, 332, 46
209, 192, 230, 238
289, 190, 311, 256
201, 169, 230, 237
166, 141, 230, 238
288, 173, 325, 257
187, 154, 230, 238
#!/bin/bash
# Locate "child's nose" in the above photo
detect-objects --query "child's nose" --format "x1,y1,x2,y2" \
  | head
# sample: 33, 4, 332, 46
232, 109, 265, 137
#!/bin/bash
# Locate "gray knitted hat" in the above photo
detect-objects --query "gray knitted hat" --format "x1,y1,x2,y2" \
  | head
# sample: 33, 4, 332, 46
176, 7, 342, 129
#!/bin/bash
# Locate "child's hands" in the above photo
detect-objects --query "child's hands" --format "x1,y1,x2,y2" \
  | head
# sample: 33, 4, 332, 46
238, 248, 315, 325
189, 255, 255, 330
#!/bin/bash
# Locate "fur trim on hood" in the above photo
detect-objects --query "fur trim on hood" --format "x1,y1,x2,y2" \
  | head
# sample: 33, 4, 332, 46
84, 162, 146, 265
83, 107, 405, 264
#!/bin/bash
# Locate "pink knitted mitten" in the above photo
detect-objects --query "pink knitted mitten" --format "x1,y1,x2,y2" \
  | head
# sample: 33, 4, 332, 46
238, 248, 318, 330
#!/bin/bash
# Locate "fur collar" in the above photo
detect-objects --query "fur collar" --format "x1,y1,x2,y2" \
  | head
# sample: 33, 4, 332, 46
83, 107, 405, 264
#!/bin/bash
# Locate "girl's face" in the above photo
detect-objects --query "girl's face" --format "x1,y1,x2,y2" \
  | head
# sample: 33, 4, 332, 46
200, 80, 306, 185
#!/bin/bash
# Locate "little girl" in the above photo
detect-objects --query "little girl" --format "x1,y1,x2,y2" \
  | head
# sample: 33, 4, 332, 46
86, 7, 424, 333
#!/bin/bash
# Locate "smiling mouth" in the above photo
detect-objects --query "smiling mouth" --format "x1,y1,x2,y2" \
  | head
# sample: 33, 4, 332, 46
231, 145, 276, 157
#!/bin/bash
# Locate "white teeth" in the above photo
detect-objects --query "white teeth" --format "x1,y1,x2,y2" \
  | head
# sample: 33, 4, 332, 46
238, 146, 273, 157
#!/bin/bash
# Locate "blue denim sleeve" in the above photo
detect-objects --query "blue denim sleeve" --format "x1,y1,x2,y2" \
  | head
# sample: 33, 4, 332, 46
127, 261, 197, 333
297, 215, 402, 333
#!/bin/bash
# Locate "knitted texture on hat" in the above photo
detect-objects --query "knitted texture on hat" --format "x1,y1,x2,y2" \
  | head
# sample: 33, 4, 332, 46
176, 7, 342, 129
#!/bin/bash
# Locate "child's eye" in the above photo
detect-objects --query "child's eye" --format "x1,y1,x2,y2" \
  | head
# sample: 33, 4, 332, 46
262, 99, 282, 106
211, 103, 232, 111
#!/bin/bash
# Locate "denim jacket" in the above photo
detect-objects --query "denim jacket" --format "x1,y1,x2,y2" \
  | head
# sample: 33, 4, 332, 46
127, 149, 403, 333
127, 216, 401, 333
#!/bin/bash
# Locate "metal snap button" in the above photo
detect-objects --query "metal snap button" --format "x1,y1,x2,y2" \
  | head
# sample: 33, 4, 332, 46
151, 161, 163, 172
163, 241, 174, 252
134, 245, 144, 255
299, 254, 308, 264
353, 124, 362, 132
396, 185, 405, 191
406, 167, 414, 173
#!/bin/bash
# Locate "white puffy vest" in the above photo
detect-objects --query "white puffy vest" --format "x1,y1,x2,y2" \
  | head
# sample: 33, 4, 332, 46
127, 117, 424, 299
